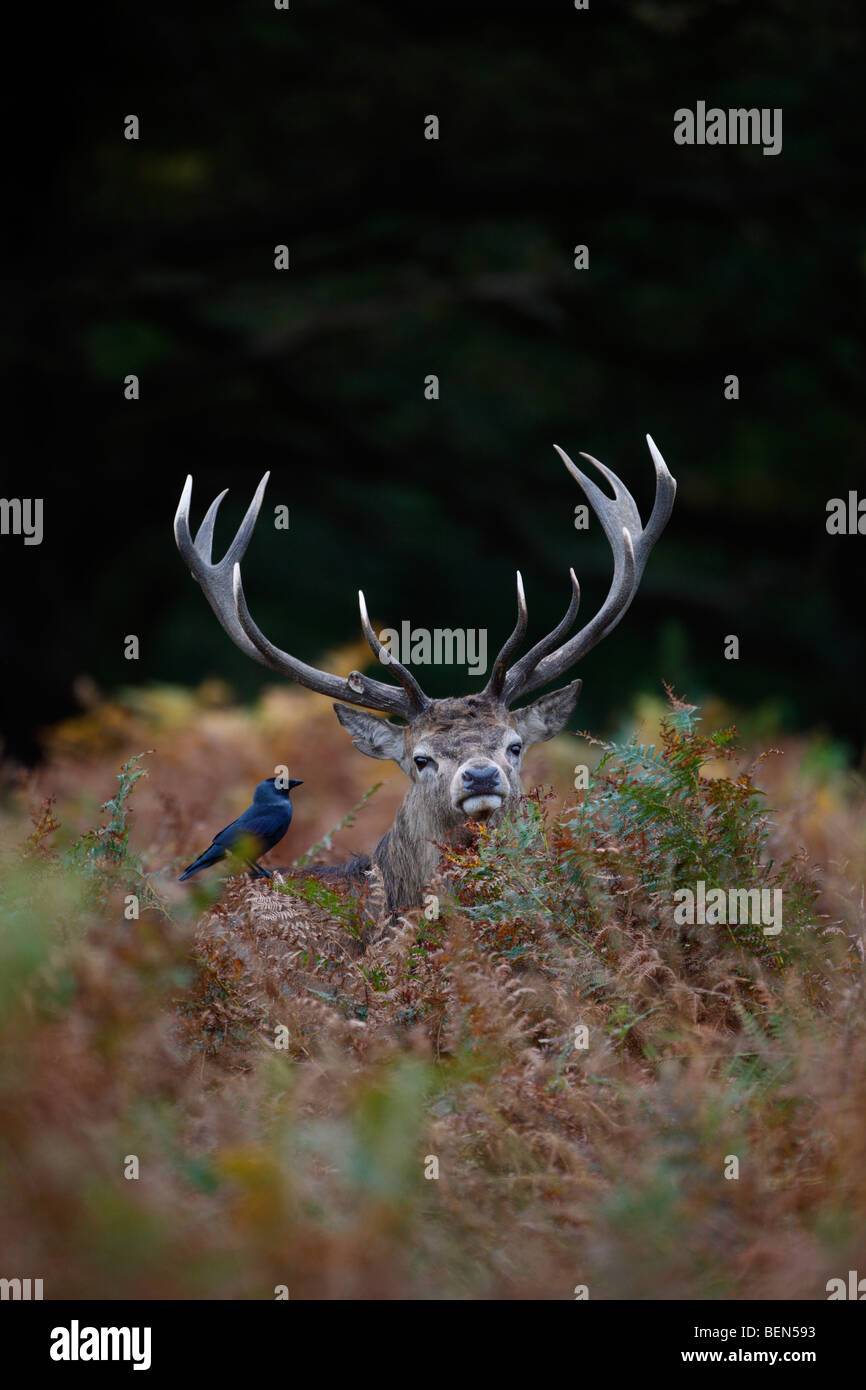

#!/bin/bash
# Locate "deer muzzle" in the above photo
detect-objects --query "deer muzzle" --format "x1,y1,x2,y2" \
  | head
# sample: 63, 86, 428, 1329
455, 762, 505, 819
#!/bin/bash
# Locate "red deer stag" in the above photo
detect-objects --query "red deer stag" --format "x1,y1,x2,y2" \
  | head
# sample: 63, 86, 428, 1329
175, 437, 676, 908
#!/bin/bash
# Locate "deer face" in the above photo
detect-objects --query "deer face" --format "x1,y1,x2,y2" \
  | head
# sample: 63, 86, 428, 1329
334, 683, 582, 829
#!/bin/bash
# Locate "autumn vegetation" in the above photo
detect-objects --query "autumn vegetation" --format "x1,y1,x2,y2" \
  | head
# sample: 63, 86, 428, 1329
1, 653, 864, 1299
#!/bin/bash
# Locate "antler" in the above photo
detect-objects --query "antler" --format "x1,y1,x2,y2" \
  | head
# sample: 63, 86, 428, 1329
488, 435, 676, 705
174, 474, 430, 719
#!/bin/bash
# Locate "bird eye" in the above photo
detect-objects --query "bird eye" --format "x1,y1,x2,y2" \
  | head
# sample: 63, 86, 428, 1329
414, 755, 430, 770
508, 742, 522, 758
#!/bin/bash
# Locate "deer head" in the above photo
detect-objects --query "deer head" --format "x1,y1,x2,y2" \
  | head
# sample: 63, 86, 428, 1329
174, 436, 676, 906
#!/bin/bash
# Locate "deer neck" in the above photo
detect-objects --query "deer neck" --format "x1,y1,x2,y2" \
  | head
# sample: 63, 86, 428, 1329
372, 799, 436, 910
373, 785, 504, 910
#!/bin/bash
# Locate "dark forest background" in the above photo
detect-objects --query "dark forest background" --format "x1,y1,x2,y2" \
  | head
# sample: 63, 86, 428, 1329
2, 0, 864, 763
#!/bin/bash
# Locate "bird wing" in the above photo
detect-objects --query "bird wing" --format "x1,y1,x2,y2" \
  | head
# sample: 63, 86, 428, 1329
213, 810, 288, 852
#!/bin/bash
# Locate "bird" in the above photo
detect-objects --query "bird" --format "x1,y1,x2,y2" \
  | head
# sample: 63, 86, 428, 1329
178, 777, 303, 881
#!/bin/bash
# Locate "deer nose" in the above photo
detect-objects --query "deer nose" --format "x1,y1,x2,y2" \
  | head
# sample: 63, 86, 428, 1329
461, 764, 502, 795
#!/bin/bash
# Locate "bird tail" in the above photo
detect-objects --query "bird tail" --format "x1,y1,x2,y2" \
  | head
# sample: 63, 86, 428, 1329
179, 844, 225, 881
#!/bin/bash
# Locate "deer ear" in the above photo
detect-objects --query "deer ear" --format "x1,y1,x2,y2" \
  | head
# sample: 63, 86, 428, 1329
333, 703, 409, 766
511, 678, 582, 746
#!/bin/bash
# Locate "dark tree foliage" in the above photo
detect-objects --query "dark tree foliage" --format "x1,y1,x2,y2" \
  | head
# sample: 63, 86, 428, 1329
3, 0, 864, 759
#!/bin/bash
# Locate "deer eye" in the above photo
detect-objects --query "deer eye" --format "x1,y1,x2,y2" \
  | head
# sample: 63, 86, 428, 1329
414, 755, 431, 771
508, 742, 522, 759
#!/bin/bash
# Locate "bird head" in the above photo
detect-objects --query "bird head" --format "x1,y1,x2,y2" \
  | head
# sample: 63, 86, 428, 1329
256, 777, 304, 800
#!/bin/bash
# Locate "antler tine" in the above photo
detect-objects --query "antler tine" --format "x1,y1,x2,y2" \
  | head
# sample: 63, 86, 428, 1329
358, 590, 430, 712
189, 486, 228, 564
174, 474, 271, 666
483, 571, 528, 699
501, 437, 676, 704
175, 474, 420, 719
495, 568, 581, 702
642, 434, 678, 555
